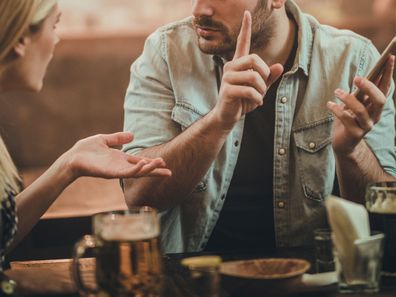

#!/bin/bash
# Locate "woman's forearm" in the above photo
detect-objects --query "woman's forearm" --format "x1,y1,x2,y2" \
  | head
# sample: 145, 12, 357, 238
11, 153, 75, 249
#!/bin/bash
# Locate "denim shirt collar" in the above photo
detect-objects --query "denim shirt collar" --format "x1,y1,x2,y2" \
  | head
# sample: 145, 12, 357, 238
286, 0, 313, 76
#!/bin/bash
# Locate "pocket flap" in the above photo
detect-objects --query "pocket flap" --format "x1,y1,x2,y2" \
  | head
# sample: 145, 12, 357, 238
293, 117, 333, 153
171, 102, 204, 128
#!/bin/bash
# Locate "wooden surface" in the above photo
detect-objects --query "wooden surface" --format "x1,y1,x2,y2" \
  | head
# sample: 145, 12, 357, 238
8, 248, 396, 296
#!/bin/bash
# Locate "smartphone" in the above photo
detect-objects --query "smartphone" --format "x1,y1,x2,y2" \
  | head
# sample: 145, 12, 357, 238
353, 36, 396, 100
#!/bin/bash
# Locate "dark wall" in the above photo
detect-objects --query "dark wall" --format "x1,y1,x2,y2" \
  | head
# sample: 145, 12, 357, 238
0, 35, 146, 168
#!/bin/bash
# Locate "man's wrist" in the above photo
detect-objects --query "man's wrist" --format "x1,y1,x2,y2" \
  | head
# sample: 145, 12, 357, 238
205, 109, 237, 135
333, 139, 366, 160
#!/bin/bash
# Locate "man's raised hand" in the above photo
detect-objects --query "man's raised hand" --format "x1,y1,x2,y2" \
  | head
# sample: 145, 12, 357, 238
214, 11, 283, 130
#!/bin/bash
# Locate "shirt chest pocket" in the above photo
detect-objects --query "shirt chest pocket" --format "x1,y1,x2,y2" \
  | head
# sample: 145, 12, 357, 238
293, 117, 335, 202
171, 102, 209, 193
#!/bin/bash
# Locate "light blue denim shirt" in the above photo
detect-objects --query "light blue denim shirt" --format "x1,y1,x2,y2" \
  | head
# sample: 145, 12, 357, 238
123, 0, 396, 253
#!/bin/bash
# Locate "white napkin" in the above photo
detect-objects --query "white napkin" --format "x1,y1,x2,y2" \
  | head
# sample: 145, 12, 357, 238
325, 195, 371, 283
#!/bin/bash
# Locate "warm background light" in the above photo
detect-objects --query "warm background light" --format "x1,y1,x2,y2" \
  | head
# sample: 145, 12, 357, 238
2, 0, 395, 262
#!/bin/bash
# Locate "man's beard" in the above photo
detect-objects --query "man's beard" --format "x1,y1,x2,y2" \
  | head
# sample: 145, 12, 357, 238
192, 3, 276, 58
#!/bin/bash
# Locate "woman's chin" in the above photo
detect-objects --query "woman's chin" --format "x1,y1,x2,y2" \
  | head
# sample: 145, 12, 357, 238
28, 80, 44, 92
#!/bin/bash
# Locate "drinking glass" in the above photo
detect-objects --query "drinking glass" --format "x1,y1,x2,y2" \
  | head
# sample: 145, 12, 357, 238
181, 256, 222, 297
335, 231, 384, 293
366, 181, 396, 275
72, 207, 162, 297
314, 229, 335, 273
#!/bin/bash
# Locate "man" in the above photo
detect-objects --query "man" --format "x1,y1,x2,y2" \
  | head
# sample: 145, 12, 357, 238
122, 0, 396, 253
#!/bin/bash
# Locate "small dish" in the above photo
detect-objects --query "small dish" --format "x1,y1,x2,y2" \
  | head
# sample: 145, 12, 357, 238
220, 258, 310, 296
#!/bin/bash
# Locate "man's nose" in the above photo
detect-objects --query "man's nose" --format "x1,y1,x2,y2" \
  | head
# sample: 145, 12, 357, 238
192, 0, 214, 18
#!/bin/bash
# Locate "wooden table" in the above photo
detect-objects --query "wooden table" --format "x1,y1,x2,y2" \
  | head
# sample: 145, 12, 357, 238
9, 247, 396, 296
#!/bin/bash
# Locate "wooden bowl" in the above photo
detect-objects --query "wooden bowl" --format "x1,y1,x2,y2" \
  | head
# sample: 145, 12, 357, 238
220, 258, 310, 296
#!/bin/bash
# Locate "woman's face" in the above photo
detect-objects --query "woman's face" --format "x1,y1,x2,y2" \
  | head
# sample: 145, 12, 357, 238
24, 4, 61, 91
0, 5, 61, 92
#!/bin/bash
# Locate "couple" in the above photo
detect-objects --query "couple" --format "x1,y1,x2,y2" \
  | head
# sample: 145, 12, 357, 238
0, 0, 395, 291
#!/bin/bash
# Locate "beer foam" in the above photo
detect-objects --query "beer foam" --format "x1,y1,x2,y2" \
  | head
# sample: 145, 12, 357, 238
369, 193, 396, 214
99, 216, 160, 241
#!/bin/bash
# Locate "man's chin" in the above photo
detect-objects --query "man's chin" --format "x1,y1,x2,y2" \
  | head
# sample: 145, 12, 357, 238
197, 39, 231, 56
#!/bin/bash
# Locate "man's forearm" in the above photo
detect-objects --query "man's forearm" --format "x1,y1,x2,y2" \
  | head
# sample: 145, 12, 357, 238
335, 140, 394, 203
123, 110, 232, 210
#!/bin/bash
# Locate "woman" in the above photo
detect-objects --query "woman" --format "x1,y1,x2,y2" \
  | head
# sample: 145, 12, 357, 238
0, 0, 171, 290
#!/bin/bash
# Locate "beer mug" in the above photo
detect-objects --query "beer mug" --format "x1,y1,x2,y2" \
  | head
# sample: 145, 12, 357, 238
366, 182, 396, 274
72, 207, 163, 296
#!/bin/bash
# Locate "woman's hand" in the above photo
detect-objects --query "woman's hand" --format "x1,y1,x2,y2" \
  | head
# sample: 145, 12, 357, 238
64, 132, 171, 180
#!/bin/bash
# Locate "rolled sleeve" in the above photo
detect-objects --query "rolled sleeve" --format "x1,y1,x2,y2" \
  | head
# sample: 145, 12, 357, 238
123, 32, 180, 155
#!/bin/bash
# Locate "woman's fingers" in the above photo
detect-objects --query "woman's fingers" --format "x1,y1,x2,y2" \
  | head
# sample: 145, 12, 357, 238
144, 168, 173, 177
135, 159, 172, 177
125, 156, 171, 177
102, 132, 134, 147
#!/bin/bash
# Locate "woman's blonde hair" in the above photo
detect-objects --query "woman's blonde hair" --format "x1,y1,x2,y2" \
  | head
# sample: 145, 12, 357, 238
0, 0, 57, 64
0, 0, 57, 195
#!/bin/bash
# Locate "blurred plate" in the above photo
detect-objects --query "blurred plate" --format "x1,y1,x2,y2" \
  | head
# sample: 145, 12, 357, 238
220, 258, 310, 296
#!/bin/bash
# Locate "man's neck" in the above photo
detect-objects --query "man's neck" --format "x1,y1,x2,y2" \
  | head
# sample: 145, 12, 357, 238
254, 9, 297, 67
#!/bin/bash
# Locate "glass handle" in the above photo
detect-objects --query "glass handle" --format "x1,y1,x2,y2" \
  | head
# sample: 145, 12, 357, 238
71, 235, 98, 294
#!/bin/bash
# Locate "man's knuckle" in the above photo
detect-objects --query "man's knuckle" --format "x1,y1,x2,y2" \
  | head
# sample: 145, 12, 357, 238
249, 71, 259, 83
251, 53, 260, 62
247, 88, 256, 98
247, 55, 256, 65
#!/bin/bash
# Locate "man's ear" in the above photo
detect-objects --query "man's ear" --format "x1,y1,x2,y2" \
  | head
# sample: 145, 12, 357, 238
271, 0, 286, 9
13, 36, 30, 58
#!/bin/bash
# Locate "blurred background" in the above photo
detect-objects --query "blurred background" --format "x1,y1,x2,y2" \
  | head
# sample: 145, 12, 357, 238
0, 1, 395, 256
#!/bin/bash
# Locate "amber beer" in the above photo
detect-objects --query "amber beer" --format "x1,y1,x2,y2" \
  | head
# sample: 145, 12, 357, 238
95, 229, 162, 296
73, 208, 163, 296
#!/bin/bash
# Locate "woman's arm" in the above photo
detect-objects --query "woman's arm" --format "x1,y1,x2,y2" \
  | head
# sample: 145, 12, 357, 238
10, 132, 171, 249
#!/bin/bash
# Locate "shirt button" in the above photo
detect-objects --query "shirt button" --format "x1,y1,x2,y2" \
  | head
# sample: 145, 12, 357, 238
309, 142, 316, 149
278, 148, 286, 155
280, 96, 288, 104
234, 140, 239, 147
278, 201, 285, 208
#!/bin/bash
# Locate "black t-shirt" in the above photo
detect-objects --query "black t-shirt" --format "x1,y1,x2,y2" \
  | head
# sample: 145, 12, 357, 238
205, 36, 297, 253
